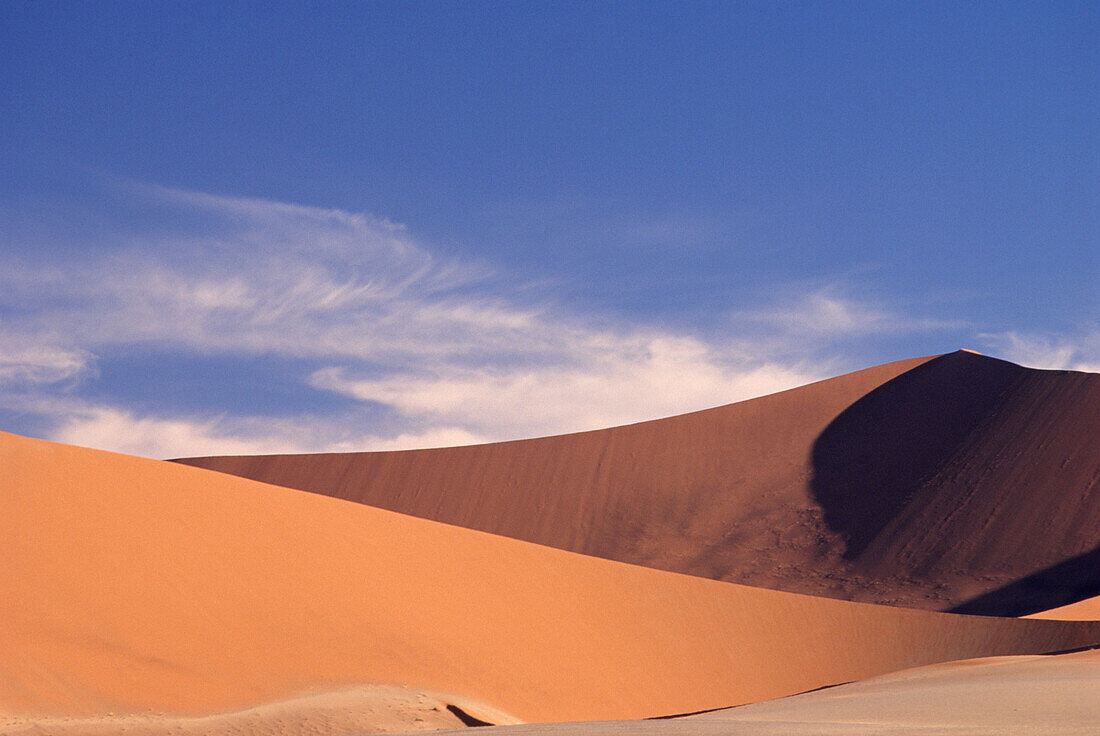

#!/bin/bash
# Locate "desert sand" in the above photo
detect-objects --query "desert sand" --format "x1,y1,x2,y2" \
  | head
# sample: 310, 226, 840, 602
406, 649, 1100, 735
178, 350, 1100, 614
0, 685, 517, 735
1028, 595, 1100, 621
4, 429, 1099, 730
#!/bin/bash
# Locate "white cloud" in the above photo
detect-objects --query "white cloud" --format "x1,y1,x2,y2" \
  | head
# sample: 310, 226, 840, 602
979, 331, 1100, 372
46, 402, 492, 459
0, 184, 961, 457
52, 407, 312, 458
737, 289, 964, 340
312, 335, 818, 439
0, 341, 93, 387
356, 426, 490, 452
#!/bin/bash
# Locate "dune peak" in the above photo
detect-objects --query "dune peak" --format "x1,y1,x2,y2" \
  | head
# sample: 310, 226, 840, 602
178, 353, 1100, 615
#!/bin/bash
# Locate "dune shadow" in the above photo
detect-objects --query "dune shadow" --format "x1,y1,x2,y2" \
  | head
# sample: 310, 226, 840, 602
949, 546, 1100, 617
808, 351, 1023, 559
446, 704, 495, 727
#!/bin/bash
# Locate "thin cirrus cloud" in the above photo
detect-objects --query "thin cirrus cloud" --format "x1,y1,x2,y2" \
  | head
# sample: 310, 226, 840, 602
735, 289, 967, 339
0, 182, 959, 458
979, 331, 1100, 373
0, 341, 94, 387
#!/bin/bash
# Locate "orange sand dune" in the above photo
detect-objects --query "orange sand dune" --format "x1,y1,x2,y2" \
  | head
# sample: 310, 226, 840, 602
178, 351, 1100, 614
4, 431, 1099, 724
1028, 596, 1100, 621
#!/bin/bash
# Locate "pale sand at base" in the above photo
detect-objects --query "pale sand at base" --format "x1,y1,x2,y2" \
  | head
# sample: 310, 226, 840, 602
0, 685, 518, 735
406, 648, 1100, 736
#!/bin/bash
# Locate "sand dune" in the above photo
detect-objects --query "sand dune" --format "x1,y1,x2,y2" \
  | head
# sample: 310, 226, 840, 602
0, 685, 517, 735
690, 648, 1100, 735
178, 351, 1100, 613
4, 430, 1099, 727
410, 649, 1100, 735
1028, 596, 1100, 621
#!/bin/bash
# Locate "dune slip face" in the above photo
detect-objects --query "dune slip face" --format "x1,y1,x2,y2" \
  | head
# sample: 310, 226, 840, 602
4, 430, 1100, 726
178, 351, 1100, 614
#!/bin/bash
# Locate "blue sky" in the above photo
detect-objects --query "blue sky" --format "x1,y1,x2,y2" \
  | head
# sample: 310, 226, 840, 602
1, 2, 1096, 457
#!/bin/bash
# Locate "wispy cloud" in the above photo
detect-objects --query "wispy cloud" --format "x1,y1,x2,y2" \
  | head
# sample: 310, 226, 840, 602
2, 184, 494, 364
0, 341, 93, 387
0, 183, 961, 457
979, 331, 1100, 373
46, 403, 491, 459
735, 288, 965, 340
311, 336, 816, 439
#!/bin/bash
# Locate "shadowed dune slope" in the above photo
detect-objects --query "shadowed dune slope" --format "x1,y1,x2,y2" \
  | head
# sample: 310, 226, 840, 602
178, 351, 1100, 613
4, 431, 1100, 723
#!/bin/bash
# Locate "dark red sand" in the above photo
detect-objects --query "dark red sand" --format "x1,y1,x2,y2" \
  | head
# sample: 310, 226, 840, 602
177, 351, 1100, 614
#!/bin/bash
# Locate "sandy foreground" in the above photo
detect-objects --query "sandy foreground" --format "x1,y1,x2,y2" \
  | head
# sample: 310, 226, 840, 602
398, 648, 1100, 736
6, 649, 1098, 736
4, 430, 1099, 728
179, 350, 1100, 614
0, 685, 519, 735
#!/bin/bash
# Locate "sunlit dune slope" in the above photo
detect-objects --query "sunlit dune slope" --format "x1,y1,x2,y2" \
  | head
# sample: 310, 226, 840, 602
1028, 596, 1100, 621
4, 431, 1099, 723
178, 351, 1100, 613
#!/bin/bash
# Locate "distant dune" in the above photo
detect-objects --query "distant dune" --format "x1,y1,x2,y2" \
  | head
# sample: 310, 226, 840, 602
178, 351, 1100, 614
4, 430, 1098, 727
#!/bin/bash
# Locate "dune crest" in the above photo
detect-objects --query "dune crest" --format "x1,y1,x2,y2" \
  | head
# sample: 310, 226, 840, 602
178, 351, 1100, 614
4, 430, 1099, 725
